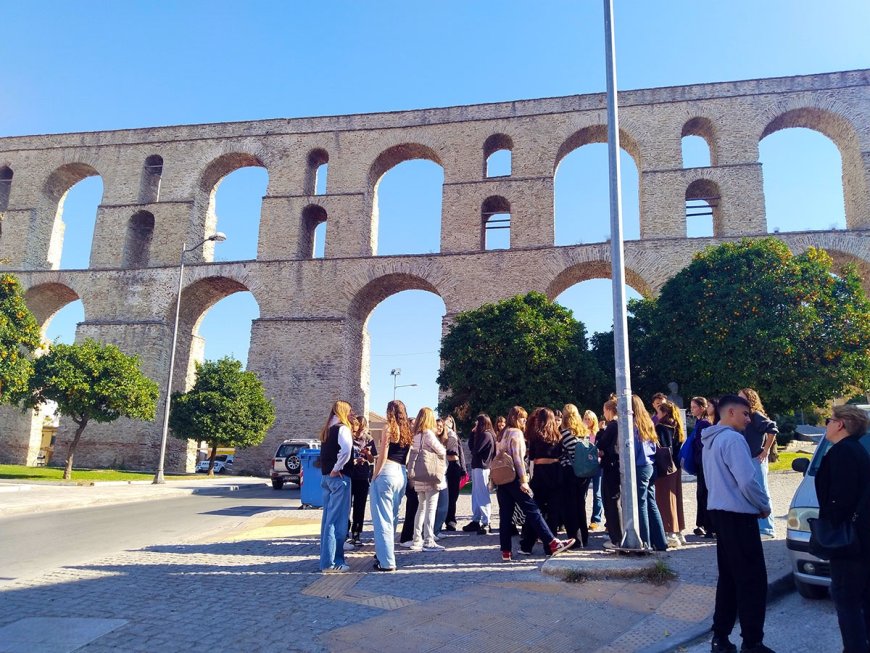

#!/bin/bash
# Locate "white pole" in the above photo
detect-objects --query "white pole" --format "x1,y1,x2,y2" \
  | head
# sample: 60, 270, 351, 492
603, 0, 642, 550
153, 241, 187, 485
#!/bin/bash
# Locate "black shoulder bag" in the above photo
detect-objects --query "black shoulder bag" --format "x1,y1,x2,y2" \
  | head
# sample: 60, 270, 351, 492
808, 482, 870, 560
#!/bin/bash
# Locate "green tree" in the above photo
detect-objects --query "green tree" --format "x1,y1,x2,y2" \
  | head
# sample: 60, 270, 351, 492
638, 238, 870, 413
589, 299, 671, 403
169, 357, 275, 475
24, 339, 159, 479
0, 274, 41, 404
437, 292, 606, 431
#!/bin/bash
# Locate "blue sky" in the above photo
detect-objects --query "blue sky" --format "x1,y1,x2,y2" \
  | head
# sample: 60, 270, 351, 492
4, 1, 865, 421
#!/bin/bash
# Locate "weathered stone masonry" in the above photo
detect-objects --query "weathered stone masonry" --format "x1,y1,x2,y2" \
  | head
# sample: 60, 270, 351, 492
0, 69, 868, 473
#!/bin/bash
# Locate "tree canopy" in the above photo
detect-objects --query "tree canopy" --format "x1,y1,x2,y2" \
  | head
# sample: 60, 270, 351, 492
24, 339, 159, 479
437, 292, 606, 431
0, 274, 41, 404
618, 238, 870, 413
169, 357, 275, 474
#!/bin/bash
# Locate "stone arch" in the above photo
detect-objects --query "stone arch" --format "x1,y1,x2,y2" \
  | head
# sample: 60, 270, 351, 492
546, 259, 654, 300
481, 195, 511, 250
348, 271, 443, 322
685, 178, 721, 237
300, 204, 328, 258
123, 210, 155, 268
368, 143, 444, 256
345, 271, 446, 418
0, 165, 12, 212
42, 162, 103, 269
305, 148, 329, 195
24, 282, 82, 334
554, 125, 642, 173
760, 107, 866, 230
483, 133, 513, 177
681, 117, 717, 167
139, 155, 163, 204
172, 274, 258, 388
196, 152, 268, 262
825, 249, 870, 296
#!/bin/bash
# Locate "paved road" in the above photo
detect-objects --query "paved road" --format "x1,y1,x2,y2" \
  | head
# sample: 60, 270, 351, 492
0, 484, 298, 585
680, 588, 839, 653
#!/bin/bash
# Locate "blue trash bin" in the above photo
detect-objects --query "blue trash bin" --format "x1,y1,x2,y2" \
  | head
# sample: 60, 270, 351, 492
299, 448, 324, 509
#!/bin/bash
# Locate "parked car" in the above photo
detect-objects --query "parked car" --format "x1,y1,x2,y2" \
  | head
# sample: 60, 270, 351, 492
196, 454, 234, 474
786, 426, 870, 599
271, 439, 320, 489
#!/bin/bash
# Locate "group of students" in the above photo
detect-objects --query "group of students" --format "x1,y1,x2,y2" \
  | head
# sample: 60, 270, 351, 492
315, 386, 782, 572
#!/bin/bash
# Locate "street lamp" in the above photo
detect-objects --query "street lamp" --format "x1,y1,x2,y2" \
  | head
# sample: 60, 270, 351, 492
390, 368, 417, 400
153, 232, 227, 484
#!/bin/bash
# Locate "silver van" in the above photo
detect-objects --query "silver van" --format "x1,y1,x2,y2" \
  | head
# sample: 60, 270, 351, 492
787, 424, 870, 599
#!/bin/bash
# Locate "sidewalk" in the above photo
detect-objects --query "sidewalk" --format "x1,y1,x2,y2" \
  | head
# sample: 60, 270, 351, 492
0, 475, 268, 518
0, 471, 805, 653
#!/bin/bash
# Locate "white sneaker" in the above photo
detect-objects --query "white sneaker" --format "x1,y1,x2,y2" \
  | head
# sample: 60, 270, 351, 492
423, 542, 445, 551
602, 541, 619, 551
408, 544, 424, 552
666, 535, 681, 548
676, 533, 688, 546
432, 534, 441, 541
399, 540, 418, 548
322, 563, 350, 573
343, 541, 355, 551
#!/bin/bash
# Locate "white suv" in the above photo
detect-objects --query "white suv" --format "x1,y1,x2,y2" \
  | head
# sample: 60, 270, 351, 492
271, 439, 320, 489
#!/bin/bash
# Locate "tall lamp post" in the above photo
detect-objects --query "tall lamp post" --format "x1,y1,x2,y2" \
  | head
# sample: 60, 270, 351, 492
602, 0, 642, 549
153, 232, 227, 484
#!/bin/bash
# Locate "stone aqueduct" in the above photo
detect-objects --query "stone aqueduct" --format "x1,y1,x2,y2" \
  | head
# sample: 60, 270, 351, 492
0, 69, 868, 474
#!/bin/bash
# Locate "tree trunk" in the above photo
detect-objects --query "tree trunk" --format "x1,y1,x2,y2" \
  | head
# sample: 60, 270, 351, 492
64, 421, 87, 480
208, 444, 217, 477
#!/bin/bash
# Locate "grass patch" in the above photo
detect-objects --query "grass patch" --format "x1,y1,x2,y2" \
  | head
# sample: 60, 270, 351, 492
0, 464, 199, 482
562, 569, 588, 583
637, 560, 677, 585
769, 451, 811, 473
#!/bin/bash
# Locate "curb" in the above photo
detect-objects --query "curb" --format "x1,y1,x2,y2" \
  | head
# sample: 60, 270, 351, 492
0, 484, 32, 493
643, 570, 793, 653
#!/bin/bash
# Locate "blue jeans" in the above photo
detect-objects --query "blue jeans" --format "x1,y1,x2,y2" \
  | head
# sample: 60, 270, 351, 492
319, 474, 351, 570
753, 458, 775, 535
587, 467, 603, 523
433, 487, 448, 535
636, 463, 668, 550
369, 463, 406, 569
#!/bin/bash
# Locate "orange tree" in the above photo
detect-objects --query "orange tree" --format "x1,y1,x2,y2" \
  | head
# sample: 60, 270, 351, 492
627, 238, 870, 413
437, 292, 607, 431
0, 274, 41, 404
24, 339, 159, 479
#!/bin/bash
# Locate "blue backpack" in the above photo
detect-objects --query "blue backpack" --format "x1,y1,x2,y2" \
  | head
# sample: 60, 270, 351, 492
573, 439, 600, 478
680, 431, 698, 475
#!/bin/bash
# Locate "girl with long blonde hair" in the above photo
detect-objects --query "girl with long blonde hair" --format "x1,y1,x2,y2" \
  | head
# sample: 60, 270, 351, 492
558, 403, 590, 548
368, 400, 413, 571
404, 407, 447, 552
318, 400, 355, 572
631, 395, 668, 551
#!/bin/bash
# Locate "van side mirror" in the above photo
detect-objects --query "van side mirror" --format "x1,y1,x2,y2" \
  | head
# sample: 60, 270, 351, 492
791, 457, 810, 475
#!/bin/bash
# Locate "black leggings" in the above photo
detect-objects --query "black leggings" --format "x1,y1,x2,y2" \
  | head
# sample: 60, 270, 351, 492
400, 481, 419, 543
445, 461, 463, 525
520, 463, 561, 552
350, 477, 370, 535
560, 466, 590, 546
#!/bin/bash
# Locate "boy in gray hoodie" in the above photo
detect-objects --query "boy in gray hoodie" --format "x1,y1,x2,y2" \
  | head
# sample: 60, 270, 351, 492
701, 394, 774, 653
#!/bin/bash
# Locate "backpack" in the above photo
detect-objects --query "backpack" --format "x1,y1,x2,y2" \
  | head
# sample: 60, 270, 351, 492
573, 439, 600, 478
679, 431, 698, 475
